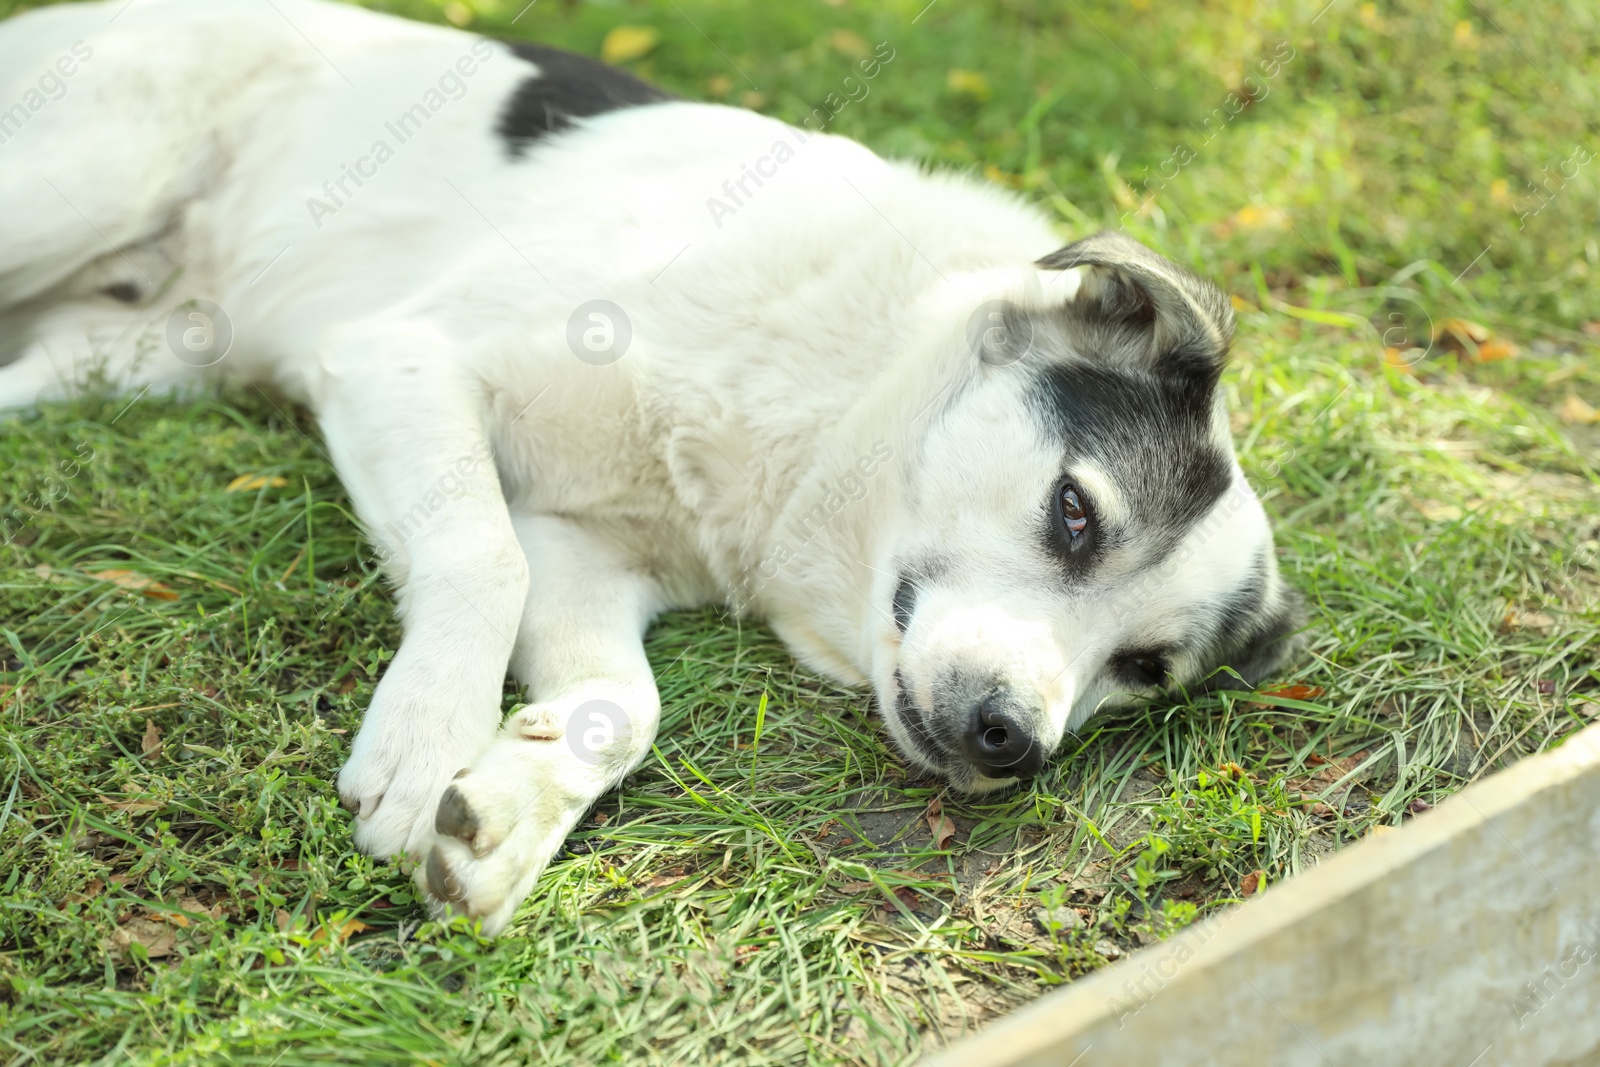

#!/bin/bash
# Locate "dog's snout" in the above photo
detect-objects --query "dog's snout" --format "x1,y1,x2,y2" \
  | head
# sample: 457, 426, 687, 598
963, 690, 1042, 779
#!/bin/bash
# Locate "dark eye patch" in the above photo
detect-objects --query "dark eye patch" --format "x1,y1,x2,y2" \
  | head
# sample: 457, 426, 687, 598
1109, 649, 1171, 689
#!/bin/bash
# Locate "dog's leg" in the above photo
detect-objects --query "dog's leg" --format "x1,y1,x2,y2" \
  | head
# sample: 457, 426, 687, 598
321, 324, 529, 860
421, 512, 663, 935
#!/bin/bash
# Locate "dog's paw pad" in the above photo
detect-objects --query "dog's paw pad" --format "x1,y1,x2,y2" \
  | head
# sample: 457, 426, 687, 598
426, 845, 468, 905
510, 705, 564, 742
434, 784, 478, 839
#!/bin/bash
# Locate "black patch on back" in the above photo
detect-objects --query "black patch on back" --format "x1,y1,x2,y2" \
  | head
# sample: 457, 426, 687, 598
495, 41, 676, 158
1026, 360, 1232, 571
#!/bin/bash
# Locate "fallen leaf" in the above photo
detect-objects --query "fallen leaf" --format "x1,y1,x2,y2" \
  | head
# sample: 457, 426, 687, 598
889, 886, 920, 912
600, 25, 658, 65
65, 878, 105, 905
1255, 684, 1326, 702
946, 69, 991, 99
1313, 750, 1371, 784
1432, 318, 1490, 349
1240, 870, 1263, 896
828, 29, 870, 58
112, 919, 177, 959
925, 797, 956, 849
645, 872, 688, 889
1502, 609, 1557, 633
99, 794, 162, 814
91, 569, 179, 601
308, 917, 369, 945
839, 880, 875, 894
1407, 798, 1433, 815
1537, 679, 1558, 696
141, 719, 163, 759
1558, 393, 1600, 425
1474, 338, 1517, 362
224, 473, 289, 493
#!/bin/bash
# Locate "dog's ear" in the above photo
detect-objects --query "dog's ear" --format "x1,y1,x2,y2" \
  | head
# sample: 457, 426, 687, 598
1036, 230, 1235, 387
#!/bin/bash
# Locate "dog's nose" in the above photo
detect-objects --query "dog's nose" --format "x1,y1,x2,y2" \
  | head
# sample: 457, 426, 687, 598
963, 692, 1042, 779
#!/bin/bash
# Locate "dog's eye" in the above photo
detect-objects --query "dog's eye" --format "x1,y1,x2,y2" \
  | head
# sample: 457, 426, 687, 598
1057, 482, 1089, 541
1112, 651, 1169, 688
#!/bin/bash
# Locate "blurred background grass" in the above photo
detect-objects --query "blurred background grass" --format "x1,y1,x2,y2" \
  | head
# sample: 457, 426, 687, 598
349, 0, 1600, 326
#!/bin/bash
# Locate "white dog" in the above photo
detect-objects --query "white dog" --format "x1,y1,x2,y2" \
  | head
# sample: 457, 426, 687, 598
0, 0, 1299, 934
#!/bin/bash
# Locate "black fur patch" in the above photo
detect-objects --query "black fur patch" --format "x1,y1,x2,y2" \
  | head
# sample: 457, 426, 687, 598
892, 669, 948, 766
496, 41, 675, 158
1196, 584, 1305, 690
1027, 361, 1232, 571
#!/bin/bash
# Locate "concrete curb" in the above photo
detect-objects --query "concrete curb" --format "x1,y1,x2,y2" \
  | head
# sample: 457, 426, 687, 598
924, 722, 1600, 1067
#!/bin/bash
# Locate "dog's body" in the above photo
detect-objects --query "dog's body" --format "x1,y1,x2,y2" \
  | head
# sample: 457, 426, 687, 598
1, 0, 1299, 933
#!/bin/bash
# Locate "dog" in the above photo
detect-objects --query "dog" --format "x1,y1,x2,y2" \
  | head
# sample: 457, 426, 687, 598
0, 0, 1300, 935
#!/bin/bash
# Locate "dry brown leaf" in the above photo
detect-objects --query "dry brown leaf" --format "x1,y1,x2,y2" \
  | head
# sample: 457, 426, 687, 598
925, 797, 956, 850
839, 880, 875, 894
99, 794, 162, 814
645, 872, 688, 889
90, 569, 178, 601
141, 719, 163, 759
1432, 318, 1490, 348
1558, 393, 1600, 425
112, 919, 177, 958
1240, 870, 1264, 897
1311, 750, 1371, 784
1475, 338, 1517, 362
65, 878, 106, 905
1502, 609, 1557, 633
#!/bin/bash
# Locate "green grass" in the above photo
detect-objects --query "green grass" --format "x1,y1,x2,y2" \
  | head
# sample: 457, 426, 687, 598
2, 0, 1599, 1063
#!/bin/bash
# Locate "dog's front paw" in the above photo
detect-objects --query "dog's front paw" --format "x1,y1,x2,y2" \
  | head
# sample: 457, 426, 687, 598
417, 701, 615, 935
336, 667, 501, 859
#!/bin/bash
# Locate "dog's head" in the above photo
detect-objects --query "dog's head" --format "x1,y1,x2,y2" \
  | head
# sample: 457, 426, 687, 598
874, 231, 1301, 792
